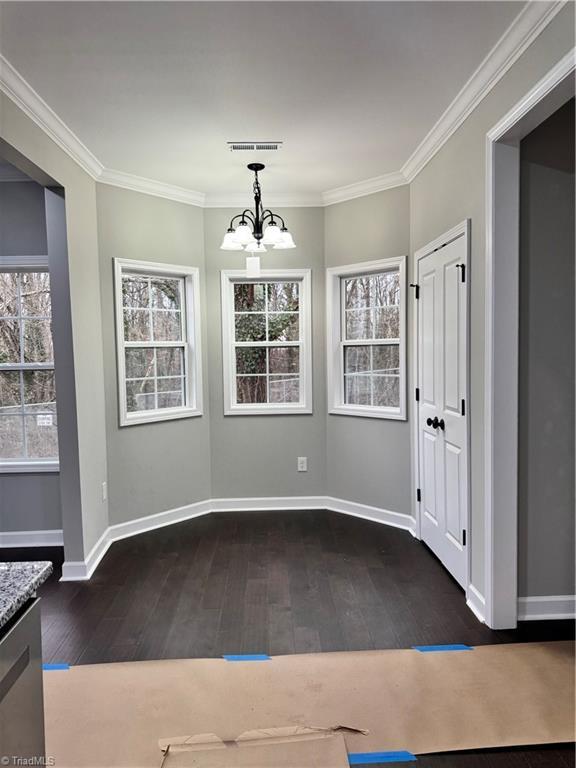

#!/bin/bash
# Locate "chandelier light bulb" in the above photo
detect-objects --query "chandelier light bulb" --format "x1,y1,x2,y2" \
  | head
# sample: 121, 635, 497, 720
274, 229, 296, 249
262, 224, 283, 245
220, 228, 244, 250
245, 241, 267, 253
234, 222, 254, 244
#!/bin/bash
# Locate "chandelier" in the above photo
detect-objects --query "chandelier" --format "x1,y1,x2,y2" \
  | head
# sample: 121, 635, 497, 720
220, 163, 296, 276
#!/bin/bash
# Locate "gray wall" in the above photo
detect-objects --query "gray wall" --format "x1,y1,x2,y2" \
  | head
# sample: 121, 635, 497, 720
0, 178, 62, 534
518, 99, 575, 597
324, 187, 412, 514
96, 184, 212, 525
410, 3, 575, 595
0, 475, 61, 532
0, 180, 46, 255
204, 207, 327, 499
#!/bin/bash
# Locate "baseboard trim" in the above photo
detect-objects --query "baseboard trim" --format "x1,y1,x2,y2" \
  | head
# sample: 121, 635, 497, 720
0, 528, 64, 548
60, 496, 414, 581
60, 500, 212, 581
213, 495, 416, 534
60, 528, 110, 581
324, 496, 416, 533
210, 496, 329, 513
517, 595, 576, 621
110, 499, 213, 543
466, 584, 486, 624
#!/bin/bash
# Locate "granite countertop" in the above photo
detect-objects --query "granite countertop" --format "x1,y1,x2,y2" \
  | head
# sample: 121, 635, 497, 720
0, 561, 53, 629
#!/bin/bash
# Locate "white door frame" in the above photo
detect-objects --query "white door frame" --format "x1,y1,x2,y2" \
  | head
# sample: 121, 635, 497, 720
411, 219, 471, 597
484, 50, 575, 629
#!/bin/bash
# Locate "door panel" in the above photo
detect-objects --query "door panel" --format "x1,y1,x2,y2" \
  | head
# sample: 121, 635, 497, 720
444, 440, 462, 542
417, 233, 468, 588
420, 270, 436, 406
443, 260, 461, 414
423, 431, 439, 524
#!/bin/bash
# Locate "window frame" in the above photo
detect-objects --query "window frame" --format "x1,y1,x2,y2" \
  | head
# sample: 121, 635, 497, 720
326, 256, 406, 420
114, 258, 203, 427
0, 257, 59, 473
221, 268, 313, 416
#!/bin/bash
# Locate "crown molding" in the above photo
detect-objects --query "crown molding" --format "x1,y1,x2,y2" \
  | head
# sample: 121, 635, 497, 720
0, 54, 103, 180
401, 0, 567, 182
98, 168, 205, 207
322, 170, 407, 206
0, 2, 567, 207
204, 191, 324, 208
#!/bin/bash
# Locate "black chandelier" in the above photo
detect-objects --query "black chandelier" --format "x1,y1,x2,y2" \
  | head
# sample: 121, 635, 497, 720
220, 163, 296, 275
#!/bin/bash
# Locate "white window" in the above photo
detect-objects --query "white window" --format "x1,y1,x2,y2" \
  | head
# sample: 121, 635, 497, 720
221, 269, 312, 415
0, 268, 59, 471
326, 257, 406, 420
114, 259, 202, 426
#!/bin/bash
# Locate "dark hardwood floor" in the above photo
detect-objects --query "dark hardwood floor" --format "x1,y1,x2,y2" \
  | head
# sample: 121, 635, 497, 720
7, 510, 574, 767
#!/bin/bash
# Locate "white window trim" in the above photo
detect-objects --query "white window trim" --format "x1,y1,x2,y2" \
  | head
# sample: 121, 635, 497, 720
114, 258, 203, 427
221, 268, 313, 416
326, 256, 407, 420
0, 259, 60, 473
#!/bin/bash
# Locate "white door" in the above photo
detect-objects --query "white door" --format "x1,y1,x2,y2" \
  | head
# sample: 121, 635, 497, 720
416, 233, 468, 588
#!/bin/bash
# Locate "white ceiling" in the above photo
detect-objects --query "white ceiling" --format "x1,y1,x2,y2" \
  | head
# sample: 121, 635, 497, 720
0, 2, 528, 202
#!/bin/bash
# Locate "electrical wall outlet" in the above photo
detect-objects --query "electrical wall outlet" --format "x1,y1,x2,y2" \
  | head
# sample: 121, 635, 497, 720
297, 457, 308, 472
102, 481, 107, 502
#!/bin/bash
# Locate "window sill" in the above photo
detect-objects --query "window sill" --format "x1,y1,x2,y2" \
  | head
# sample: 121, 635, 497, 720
120, 406, 203, 427
329, 405, 406, 421
225, 405, 313, 416
0, 461, 60, 474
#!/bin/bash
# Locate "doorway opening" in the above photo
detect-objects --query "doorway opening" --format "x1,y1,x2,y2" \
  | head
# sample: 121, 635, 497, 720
485, 52, 575, 628
0, 140, 79, 573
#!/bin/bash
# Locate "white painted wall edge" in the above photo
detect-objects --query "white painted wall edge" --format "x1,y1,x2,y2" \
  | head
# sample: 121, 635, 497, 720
517, 595, 576, 621
0, 529, 64, 547
59, 496, 416, 581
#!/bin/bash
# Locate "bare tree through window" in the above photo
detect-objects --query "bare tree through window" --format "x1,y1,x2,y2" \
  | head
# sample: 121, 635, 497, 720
121, 273, 186, 412
0, 271, 58, 462
233, 281, 301, 405
342, 269, 401, 408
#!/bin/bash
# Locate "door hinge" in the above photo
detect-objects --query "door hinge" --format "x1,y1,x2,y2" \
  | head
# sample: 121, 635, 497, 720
456, 263, 466, 282
416, 488, 421, 503
462, 529, 467, 546
461, 399, 466, 416
409, 283, 420, 299
415, 387, 420, 402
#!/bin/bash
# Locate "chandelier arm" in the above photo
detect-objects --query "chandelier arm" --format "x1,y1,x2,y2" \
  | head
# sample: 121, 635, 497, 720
229, 211, 256, 229
261, 210, 286, 228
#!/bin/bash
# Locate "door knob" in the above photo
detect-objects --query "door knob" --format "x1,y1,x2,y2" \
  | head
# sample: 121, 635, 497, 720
426, 416, 445, 431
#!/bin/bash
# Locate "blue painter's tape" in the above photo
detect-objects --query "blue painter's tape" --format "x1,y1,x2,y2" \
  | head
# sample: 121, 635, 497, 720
43, 663, 70, 671
349, 751, 417, 764
222, 654, 271, 661
412, 644, 473, 652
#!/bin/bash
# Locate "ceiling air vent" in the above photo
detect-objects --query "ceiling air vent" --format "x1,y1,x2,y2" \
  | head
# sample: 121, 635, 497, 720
228, 141, 283, 152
